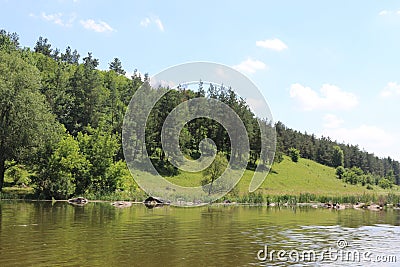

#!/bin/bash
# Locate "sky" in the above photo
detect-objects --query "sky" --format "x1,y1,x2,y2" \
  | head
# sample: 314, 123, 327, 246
1, 0, 400, 160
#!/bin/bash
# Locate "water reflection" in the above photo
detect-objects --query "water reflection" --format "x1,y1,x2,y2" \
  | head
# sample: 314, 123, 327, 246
0, 202, 399, 266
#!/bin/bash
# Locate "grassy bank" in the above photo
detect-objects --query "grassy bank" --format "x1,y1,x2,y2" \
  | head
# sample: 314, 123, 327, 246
168, 156, 400, 196
2, 156, 399, 204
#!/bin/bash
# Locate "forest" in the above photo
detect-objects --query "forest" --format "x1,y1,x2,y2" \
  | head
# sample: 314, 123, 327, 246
1, 29, 399, 200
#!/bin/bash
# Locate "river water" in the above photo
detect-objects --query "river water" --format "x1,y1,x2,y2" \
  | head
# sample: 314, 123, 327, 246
0, 201, 399, 266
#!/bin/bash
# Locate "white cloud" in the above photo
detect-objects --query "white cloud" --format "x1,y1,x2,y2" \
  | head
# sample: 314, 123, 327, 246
140, 16, 164, 32
379, 10, 391, 16
378, 10, 400, 16
80, 19, 114, 33
233, 58, 268, 74
256, 38, 288, 51
154, 18, 164, 32
289, 83, 358, 111
41, 12, 64, 26
140, 17, 151, 27
323, 114, 344, 129
30, 12, 76, 27
380, 82, 400, 98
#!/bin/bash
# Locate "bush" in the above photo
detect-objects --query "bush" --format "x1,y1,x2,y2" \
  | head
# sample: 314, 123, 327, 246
5, 165, 30, 186
335, 166, 345, 179
378, 178, 393, 189
288, 148, 300, 163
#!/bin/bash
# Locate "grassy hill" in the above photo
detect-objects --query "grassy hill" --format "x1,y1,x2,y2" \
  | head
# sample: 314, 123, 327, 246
167, 156, 400, 198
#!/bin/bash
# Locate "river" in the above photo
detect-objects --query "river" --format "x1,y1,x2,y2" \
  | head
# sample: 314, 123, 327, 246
0, 201, 399, 266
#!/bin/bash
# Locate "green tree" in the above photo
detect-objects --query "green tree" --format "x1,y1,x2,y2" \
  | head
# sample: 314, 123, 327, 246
77, 124, 120, 193
343, 170, 358, 185
378, 178, 393, 189
34, 36, 52, 56
109, 57, 126, 75
0, 29, 19, 51
66, 53, 107, 134
34, 134, 90, 199
201, 153, 228, 195
0, 51, 60, 190
289, 147, 300, 163
336, 166, 345, 179
331, 145, 344, 167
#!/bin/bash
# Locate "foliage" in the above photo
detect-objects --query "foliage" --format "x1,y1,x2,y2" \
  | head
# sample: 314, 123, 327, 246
1, 29, 400, 201
335, 166, 345, 179
0, 49, 61, 190
33, 134, 90, 199
4, 164, 30, 186
76, 124, 120, 194
288, 147, 300, 162
378, 178, 393, 189
331, 145, 344, 167
201, 153, 228, 195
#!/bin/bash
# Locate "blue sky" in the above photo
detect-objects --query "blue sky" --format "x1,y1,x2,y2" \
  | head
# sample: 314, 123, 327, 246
1, 0, 400, 160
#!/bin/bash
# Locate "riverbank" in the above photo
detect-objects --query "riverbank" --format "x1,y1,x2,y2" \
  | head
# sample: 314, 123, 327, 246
1, 187, 400, 210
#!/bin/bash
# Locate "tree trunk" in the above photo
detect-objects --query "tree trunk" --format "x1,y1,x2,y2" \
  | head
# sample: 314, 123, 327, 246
208, 181, 213, 196
0, 154, 5, 191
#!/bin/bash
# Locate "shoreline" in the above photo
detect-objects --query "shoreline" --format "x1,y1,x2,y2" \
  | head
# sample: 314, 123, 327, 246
1, 198, 399, 211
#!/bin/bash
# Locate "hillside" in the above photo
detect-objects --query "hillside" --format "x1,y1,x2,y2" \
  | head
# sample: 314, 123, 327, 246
1, 29, 399, 201
167, 156, 400, 197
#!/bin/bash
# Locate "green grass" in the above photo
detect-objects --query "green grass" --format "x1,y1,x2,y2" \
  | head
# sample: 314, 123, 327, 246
167, 156, 400, 197
3, 156, 399, 202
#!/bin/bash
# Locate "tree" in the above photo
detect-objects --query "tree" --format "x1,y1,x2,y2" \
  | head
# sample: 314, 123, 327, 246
34, 36, 52, 56
336, 166, 345, 179
33, 134, 90, 199
61, 46, 80, 64
289, 147, 300, 163
378, 178, 393, 189
201, 153, 228, 195
77, 124, 120, 193
331, 145, 344, 167
0, 51, 60, 190
66, 52, 107, 134
109, 57, 126, 75
0, 30, 19, 51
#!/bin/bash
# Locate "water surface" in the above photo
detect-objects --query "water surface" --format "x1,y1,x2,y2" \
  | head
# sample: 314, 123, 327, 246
0, 201, 399, 266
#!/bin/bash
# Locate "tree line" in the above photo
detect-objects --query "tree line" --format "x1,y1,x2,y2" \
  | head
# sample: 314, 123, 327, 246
276, 122, 400, 188
0, 29, 398, 199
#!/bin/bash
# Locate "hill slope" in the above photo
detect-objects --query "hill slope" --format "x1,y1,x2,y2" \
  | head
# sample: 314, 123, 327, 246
167, 156, 400, 197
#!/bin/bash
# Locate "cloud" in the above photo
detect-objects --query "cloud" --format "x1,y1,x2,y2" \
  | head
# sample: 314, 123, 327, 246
379, 10, 391, 16
256, 38, 288, 51
380, 82, 400, 98
323, 114, 344, 129
289, 83, 358, 111
154, 18, 164, 32
233, 58, 268, 74
30, 12, 76, 27
378, 10, 400, 16
140, 16, 164, 32
80, 19, 114, 33
140, 17, 151, 27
